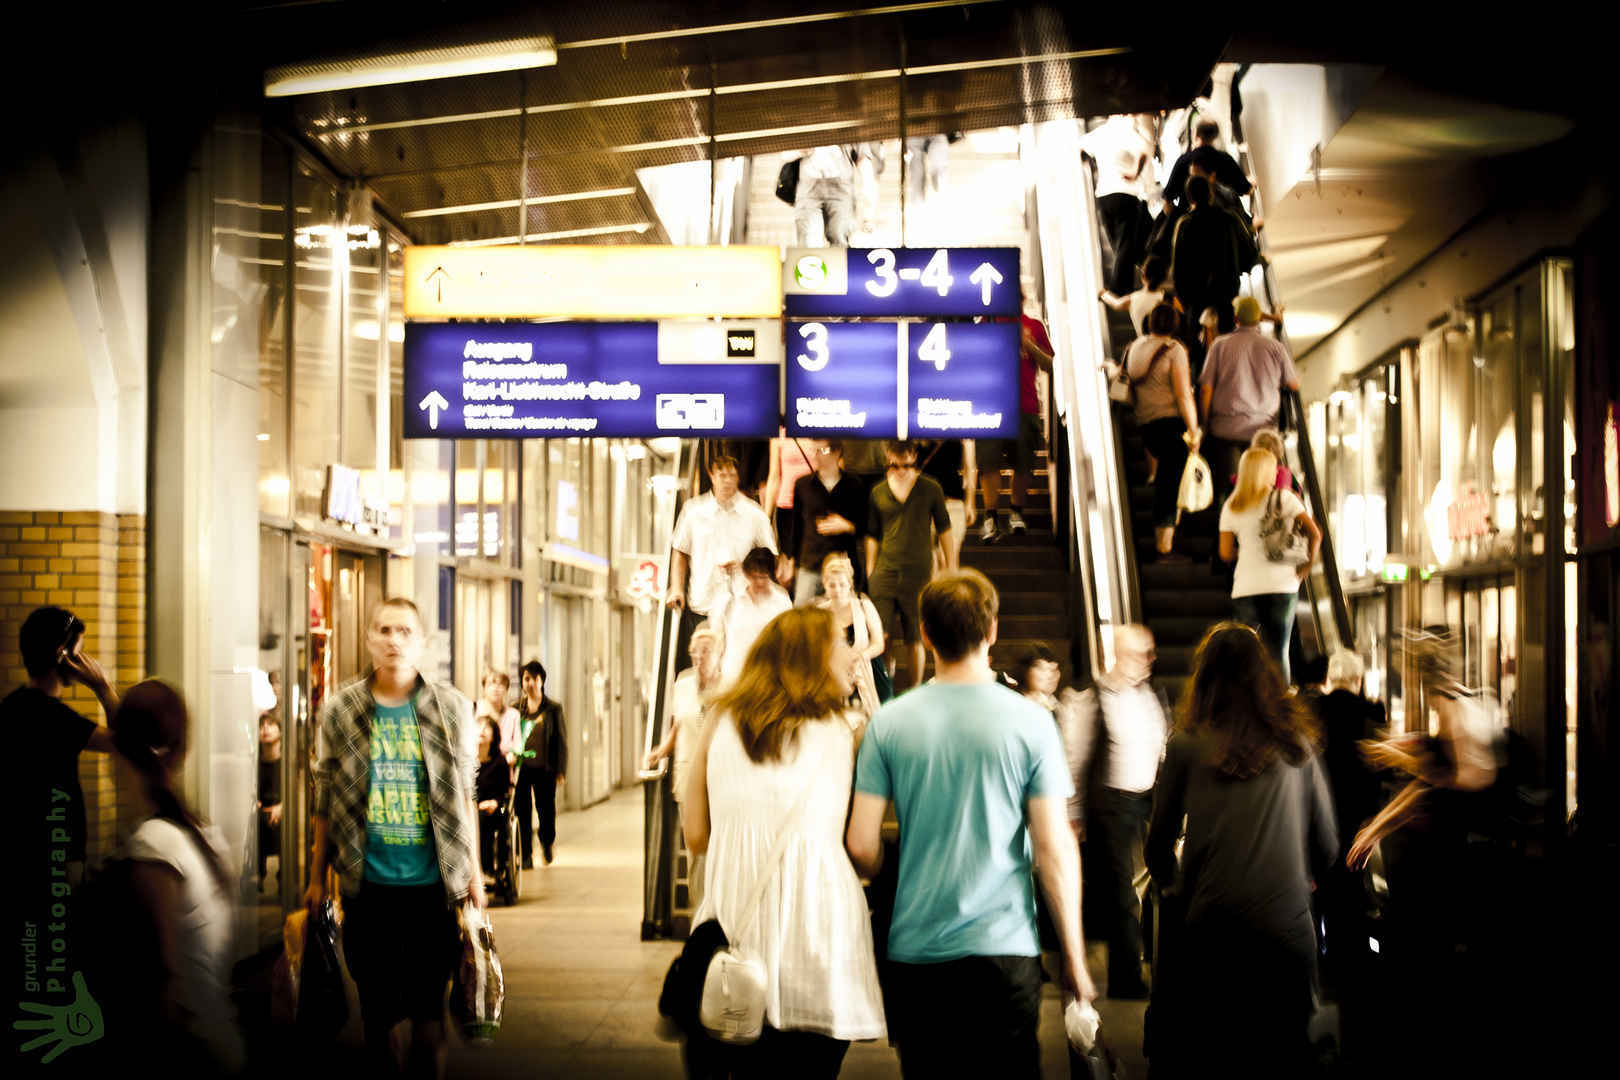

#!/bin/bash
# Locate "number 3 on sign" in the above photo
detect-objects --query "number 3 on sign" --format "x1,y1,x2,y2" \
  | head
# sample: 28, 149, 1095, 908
798, 323, 830, 370
918, 324, 951, 371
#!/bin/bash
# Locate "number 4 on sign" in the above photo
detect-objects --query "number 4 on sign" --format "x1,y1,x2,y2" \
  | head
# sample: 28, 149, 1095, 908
919, 325, 951, 371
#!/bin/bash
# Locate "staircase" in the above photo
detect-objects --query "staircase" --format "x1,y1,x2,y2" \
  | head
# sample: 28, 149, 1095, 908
956, 447, 1078, 687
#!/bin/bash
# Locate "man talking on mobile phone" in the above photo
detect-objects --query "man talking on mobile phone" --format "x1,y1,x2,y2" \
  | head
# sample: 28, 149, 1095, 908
5, 606, 120, 890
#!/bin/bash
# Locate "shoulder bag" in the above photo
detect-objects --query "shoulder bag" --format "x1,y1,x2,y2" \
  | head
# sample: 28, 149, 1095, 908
1259, 489, 1311, 565
775, 158, 800, 205
1109, 342, 1172, 408
698, 731, 841, 1044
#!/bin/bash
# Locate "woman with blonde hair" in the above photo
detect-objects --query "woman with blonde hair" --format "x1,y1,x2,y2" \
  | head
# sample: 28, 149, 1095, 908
682, 606, 885, 1076
815, 552, 886, 718
1218, 449, 1320, 682
1145, 623, 1336, 1077
645, 623, 725, 907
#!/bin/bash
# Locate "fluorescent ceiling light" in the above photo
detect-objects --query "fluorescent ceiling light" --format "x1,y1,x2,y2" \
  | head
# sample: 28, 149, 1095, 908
448, 222, 654, 246
265, 37, 557, 98
401, 188, 636, 219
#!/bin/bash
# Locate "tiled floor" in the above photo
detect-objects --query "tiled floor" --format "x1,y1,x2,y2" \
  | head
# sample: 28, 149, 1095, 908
447, 787, 1149, 1079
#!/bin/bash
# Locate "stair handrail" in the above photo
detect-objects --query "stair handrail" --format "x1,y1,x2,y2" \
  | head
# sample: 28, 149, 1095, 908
1226, 85, 1356, 653
641, 439, 701, 938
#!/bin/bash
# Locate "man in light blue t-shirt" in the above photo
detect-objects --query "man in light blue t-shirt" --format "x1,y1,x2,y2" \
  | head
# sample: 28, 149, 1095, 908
847, 569, 1095, 1078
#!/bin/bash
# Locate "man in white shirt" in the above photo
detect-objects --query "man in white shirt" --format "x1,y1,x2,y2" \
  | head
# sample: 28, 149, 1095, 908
715, 547, 793, 686
1079, 114, 1156, 293
1061, 623, 1168, 1000
786, 144, 875, 246
667, 454, 777, 672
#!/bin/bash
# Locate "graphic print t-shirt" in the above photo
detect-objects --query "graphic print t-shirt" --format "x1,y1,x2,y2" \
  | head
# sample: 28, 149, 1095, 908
361, 700, 441, 885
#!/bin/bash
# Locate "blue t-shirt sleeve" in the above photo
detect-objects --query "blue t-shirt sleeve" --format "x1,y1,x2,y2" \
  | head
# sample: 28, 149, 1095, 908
853, 721, 892, 799
1025, 715, 1076, 800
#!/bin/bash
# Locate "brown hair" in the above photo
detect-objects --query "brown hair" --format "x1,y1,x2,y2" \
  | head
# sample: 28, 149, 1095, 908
114, 679, 234, 896
1148, 302, 1181, 337
708, 454, 740, 475
920, 569, 999, 663
369, 597, 424, 633
742, 546, 777, 577
885, 439, 918, 462
482, 668, 510, 691
711, 606, 848, 764
1177, 623, 1319, 779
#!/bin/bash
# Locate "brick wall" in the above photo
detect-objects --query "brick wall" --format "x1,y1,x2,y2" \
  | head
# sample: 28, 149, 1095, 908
0, 511, 145, 865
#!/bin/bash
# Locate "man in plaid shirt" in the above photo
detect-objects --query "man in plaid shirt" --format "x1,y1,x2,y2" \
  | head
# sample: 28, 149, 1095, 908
306, 598, 484, 1078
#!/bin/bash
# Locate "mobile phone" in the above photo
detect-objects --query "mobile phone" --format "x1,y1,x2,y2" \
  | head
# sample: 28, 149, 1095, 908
57, 614, 86, 677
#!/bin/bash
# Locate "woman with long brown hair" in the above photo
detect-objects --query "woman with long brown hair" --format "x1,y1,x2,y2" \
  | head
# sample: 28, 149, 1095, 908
1144, 624, 1336, 1078
115, 679, 246, 1075
682, 605, 885, 1076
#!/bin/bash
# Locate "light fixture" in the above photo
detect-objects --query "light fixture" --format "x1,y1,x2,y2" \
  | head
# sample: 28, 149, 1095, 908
264, 37, 557, 98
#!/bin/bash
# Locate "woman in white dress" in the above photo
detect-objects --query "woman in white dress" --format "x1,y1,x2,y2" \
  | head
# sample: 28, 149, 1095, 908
683, 605, 886, 1077
814, 553, 884, 719
114, 679, 246, 1075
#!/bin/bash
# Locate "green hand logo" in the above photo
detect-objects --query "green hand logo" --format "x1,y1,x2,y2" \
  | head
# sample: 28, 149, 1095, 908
15, 972, 104, 1063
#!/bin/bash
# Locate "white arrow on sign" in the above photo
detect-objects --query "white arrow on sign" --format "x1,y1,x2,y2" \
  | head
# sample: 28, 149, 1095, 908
969, 262, 1003, 306
419, 390, 449, 430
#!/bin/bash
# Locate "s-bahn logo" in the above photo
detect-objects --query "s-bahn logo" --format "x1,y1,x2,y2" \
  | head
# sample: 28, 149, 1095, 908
794, 255, 829, 290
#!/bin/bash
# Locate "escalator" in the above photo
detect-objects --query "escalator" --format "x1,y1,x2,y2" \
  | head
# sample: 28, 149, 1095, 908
1031, 114, 1354, 701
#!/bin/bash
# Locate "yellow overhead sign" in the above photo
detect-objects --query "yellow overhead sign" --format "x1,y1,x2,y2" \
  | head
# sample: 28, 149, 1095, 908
403, 245, 783, 319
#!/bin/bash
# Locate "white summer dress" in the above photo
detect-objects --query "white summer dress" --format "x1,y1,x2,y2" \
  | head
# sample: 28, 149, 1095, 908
692, 711, 886, 1041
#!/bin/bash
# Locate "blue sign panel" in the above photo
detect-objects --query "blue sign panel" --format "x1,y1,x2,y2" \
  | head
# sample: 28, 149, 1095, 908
784, 247, 1021, 318
784, 320, 1019, 439
908, 322, 1020, 439
784, 321, 900, 437
402, 322, 781, 439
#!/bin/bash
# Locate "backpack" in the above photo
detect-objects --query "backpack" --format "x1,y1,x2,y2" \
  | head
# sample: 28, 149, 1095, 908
775, 159, 800, 205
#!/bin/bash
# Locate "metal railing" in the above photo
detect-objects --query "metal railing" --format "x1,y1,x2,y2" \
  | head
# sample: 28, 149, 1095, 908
1228, 98, 1356, 655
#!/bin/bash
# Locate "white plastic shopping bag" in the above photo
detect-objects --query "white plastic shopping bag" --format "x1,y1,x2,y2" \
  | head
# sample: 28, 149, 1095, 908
1178, 440, 1213, 513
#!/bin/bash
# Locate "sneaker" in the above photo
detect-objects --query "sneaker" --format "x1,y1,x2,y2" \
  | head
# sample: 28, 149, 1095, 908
1007, 508, 1027, 534
980, 516, 1000, 544
542, 844, 554, 865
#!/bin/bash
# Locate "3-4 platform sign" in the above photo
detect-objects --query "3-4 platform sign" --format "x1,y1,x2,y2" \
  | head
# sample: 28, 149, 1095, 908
783, 247, 1022, 318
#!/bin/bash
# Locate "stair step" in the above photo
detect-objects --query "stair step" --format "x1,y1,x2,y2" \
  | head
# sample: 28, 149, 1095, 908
961, 528, 1058, 549
1137, 536, 1215, 561
998, 614, 1071, 638
1142, 589, 1234, 619
968, 546, 1065, 571
1142, 616, 1217, 646
995, 591, 1066, 616
1153, 644, 1198, 675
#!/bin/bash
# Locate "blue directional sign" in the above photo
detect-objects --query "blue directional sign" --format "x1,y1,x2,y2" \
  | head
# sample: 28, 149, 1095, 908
908, 322, 1020, 439
402, 321, 782, 439
785, 320, 1019, 439
783, 247, 1021, 318
784, 322, 900, 437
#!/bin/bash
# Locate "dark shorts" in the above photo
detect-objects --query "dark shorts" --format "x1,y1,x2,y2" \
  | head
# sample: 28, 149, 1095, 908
869, 570, 929, 645
975, 412, 1043, 475
888, 955, 1043, 1078
342, 881, 461, 1031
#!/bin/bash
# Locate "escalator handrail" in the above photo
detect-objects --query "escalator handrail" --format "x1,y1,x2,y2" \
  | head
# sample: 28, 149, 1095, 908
1225, 86, 1356, 651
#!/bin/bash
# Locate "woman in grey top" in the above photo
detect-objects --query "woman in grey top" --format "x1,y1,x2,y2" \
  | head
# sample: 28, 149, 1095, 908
1121, 303, 1201, 562
1145, 623, 1337, 1078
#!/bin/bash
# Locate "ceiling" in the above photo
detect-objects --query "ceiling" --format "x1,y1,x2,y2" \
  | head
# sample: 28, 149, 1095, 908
220, 1, 1227, 245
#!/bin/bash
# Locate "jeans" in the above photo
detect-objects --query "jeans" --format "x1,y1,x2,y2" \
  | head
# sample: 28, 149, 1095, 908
1090, 787, 1153, 992
794, 176, 853, 246
1138, 417, 1190, 528
888, 955, 1043, 1079
1232, 591, 1298, 682
514, 767, 557, 859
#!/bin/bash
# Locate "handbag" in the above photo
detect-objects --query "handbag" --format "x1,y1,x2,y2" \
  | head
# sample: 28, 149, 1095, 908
775, 158, 800, 205
1108, 342, 1171, 408
1177, 444, 1213, 513
871, 656, 894, 703
450, 902, 505, 1046
1259, 488, 1311, 564
698, 733, 840, 1044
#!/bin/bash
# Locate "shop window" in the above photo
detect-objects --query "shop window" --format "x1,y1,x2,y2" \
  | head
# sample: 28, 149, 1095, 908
387, 240, 406, 540
1479, 288, 1519, 560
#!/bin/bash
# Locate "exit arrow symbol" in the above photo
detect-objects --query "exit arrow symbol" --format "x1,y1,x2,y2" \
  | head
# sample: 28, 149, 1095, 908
419, 390, 449, 430
425, 265, 453, 302
970, 262, 1003, 305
